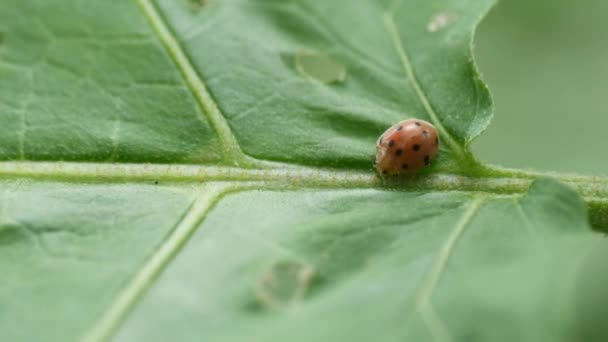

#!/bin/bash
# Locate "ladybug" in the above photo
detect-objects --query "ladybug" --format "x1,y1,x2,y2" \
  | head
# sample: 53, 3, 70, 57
375, 119, 439, 175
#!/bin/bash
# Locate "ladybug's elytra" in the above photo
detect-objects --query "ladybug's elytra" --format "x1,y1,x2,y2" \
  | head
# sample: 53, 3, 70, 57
375, 119, 439, 176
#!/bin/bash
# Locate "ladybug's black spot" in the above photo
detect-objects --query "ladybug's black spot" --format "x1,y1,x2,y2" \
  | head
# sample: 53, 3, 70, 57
413, 144, 420, 151
397, 125, 403, 131
396, 149, 403, 156
402, 163, 408, 169
415, 122, 421, 126
435, 137, 439, 145
424, 155, 430, 166
422, 130, 429, 137
388, 140, 395, 147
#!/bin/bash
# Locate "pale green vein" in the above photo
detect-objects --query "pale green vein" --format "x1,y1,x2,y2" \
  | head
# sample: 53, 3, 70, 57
513, 198, 535, 237
2, 161, 608, 203
418, 197, 484, 301
135, 0, 249, 167
416, 196, 485, 342
0, 160, 378, 188
0, 161, 532, 196
383, 10, 466, 162
80, 182, 235, 342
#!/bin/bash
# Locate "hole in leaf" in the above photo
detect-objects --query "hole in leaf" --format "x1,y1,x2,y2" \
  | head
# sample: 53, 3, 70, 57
254, 260, 315, 310
427, 11, 458, 32
294, 49, 347, 84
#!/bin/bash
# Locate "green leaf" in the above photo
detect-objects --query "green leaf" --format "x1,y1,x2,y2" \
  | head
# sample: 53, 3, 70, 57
0, 0, 607, 342
0, 181, 197, 341
115, 179, 606, 342
153, 0, 493, 168
0, 1, 223, 163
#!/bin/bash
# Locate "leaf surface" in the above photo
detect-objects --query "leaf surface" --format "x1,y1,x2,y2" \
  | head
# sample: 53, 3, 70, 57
0, 1, 222, 163
0, 0, 607, 342
154, 0, 493, 167
117, 180, 605, 342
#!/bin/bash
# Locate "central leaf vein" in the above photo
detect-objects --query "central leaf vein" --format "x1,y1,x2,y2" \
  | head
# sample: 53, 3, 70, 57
2, 161, 608, 203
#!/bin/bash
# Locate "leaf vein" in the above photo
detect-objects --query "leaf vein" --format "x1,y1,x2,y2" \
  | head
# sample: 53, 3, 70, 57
382, 10, 466, 161
135, 0, 250, 167
513, 197, 535, 237
79, 182, 238, 342
416, 196, 485, 342
2, 161, 608, 202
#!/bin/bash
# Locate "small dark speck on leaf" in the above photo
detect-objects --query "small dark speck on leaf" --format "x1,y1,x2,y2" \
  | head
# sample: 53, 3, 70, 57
153, 180, 159, 185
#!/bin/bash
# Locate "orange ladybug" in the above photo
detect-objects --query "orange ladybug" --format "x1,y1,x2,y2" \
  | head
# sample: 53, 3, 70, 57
375, 119, 439, 175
